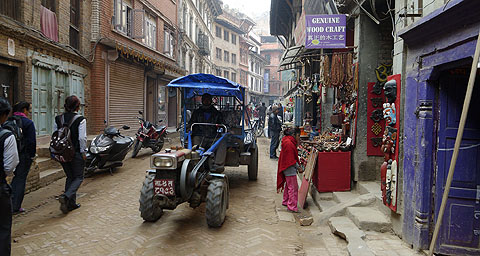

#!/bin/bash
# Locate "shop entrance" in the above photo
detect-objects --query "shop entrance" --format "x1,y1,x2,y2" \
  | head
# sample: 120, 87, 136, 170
434, 68, 480, 254
0, 64, 16, 105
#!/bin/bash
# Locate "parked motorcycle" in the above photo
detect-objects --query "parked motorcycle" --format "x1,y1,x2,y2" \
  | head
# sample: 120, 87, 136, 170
85, 122, 134, 176
132, 111, 168, 158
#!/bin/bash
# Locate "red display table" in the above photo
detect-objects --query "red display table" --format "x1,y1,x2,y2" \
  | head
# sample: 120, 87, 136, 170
313, 151, 351, 192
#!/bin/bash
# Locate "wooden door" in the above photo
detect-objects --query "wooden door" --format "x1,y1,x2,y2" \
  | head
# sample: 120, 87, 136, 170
434, 70, 480, 255
32, 66, 52, 135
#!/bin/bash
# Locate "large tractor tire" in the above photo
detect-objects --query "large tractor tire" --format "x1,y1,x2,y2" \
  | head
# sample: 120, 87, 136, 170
131, 139, 142, 158
206, 179, 228, 228
248, 147, 258, 181
139, 173, 163, 222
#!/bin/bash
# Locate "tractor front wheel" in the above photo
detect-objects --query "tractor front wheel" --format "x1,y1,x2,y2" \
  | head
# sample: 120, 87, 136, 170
205, 179, 228, 227
139, 173, 163, 222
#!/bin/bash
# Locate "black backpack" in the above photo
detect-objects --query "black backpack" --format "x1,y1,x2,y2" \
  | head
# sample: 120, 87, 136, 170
2, 115, 24, 153
49, 114, 80, 163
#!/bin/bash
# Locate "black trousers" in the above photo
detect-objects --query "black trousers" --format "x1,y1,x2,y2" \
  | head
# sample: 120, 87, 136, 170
0, 182, 12, 256
60, 152, 85, 206
10, 153, 33, 211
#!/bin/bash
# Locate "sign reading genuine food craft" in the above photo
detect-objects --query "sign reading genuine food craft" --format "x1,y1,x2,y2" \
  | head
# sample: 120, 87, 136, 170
305, 15, 346, 49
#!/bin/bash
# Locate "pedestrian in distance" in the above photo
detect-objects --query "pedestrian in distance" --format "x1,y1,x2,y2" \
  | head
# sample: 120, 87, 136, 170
53, 95, 87, 214
277, 127, 301, 213
10, 101, 36, 214
0, 97, 20, 256
268, 106, 282, 159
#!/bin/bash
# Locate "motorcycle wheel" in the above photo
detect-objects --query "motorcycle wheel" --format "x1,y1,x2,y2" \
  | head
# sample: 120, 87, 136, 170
152, 139, 164, 153
132, 139, 142, 158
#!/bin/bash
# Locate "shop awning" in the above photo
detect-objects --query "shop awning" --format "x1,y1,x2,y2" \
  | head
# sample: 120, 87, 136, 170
279, 45, 304, 67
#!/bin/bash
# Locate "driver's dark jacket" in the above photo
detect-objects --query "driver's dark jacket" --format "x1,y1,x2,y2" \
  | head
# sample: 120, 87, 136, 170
188, 105, 223, 137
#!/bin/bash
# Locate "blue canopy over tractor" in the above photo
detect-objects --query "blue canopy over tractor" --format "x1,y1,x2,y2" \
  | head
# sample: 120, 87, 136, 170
167, 73, 245, 101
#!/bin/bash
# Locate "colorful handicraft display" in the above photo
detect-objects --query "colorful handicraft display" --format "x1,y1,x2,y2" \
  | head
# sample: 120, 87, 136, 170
380, 75, 401, 212
367, 82, 385, 156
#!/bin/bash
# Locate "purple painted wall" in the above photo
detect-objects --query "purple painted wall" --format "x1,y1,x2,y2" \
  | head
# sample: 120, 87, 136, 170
399, 0, 480, 251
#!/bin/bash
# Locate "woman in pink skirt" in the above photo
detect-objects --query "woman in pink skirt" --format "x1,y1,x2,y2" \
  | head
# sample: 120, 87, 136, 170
276, 127, 301, 212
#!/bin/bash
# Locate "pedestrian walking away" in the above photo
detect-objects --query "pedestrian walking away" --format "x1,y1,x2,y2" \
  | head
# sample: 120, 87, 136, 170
0, 98, 20, 256
53, 95, 87, 214
258, 102, 267, 127
269, 106, 282, 159
277, 127, 301, 213
9, 101, 36, 214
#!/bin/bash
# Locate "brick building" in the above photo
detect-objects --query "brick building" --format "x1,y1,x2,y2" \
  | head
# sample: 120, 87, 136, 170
90, 0, 185, 132
239, 17, 256, 93
212, 7, 246, 83
247, 32, 266, 104
0, 0, 92, 138
260, 35, 285, 105
177, 0, 222, 77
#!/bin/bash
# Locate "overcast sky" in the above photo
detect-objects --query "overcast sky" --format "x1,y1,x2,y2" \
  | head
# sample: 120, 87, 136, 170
221, 0, 271, 18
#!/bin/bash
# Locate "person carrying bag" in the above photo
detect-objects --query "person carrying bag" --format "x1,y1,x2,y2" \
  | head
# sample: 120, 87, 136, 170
50, 96, 86, 214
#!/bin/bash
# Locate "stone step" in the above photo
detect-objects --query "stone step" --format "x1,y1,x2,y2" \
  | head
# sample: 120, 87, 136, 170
314, 193, 376, 224
333, 191, 361, 204
39, 168, 65, 187
357, 181, 381, 197
346, 207, 392, 233
328, 216, 374, 256
36, 157, 61, 171
36, 147, 50, 158
357, 181, 394, 217
318, 199, 338, 212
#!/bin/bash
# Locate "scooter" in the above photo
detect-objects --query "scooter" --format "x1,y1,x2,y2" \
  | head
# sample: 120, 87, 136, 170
131, 111, 168, 158
85, 122, 134, 176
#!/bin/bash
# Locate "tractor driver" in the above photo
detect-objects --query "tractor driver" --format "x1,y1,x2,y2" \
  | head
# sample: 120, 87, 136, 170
188, 93, 226, 172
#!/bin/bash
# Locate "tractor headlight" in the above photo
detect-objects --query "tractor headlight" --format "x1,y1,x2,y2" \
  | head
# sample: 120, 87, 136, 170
151, 156, 177, 169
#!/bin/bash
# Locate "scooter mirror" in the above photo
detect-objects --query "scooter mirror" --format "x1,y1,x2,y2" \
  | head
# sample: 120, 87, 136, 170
139, 111, 143, 115
158, 120, 163, 123
122, 125, 130, 130
104, 120, 107, 124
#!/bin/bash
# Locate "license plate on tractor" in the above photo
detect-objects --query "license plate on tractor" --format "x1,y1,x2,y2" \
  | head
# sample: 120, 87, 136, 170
154, 179, 175, 196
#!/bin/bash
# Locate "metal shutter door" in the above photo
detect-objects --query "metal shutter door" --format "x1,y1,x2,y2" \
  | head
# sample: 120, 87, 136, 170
109, 60, 144, 133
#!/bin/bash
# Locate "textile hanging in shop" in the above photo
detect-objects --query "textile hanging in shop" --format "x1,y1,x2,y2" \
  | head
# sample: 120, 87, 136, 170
367, 82, 385, 156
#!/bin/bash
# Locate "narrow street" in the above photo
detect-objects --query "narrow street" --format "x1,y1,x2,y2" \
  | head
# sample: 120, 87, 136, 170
11, 138, 349, 256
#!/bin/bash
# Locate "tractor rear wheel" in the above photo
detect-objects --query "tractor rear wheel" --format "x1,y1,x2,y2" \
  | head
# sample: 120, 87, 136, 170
139, 173, 163, 222
248, 147, 258, 181
205, 179, 228, 227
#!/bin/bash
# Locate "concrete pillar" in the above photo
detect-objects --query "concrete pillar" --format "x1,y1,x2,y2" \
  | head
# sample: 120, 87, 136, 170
352, 13, 385, 181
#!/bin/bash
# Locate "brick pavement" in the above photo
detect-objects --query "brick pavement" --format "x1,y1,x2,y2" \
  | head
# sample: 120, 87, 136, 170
11, 138, 349, 255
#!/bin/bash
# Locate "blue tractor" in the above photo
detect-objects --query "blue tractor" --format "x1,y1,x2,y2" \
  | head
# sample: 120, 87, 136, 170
139, 74, 259, 227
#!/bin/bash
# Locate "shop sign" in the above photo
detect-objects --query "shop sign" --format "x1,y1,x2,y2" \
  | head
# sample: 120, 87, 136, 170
305, 14, 346, 49
263, 72, 269, 93
281, 69, 297, 81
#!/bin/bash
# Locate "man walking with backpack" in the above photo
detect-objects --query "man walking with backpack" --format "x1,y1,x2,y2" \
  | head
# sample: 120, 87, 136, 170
9, 102, 36, 214
51, 95, 86, 214
0, 97, 19, 256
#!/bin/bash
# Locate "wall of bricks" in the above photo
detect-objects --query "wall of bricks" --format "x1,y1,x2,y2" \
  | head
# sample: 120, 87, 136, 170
89, 43, 107, 133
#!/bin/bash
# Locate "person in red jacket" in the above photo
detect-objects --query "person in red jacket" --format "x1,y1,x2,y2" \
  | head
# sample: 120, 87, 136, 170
276, 127, 301, 212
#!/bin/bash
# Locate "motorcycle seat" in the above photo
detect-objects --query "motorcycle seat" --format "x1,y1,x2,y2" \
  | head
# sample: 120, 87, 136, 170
155, 126, 166, 133
115, 137, 133, 145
